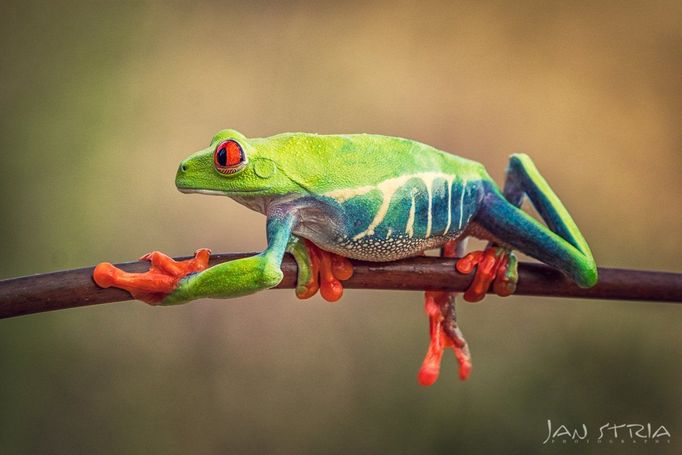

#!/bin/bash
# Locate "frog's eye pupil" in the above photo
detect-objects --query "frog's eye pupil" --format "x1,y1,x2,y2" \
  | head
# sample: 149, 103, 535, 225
214, 139, 246, 175
217, 148, 227, 166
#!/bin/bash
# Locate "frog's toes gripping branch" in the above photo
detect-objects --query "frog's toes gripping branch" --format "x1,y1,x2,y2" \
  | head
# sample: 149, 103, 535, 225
93, 249, 211, 304
288, 238, 354, 302
456, 247, 519, 302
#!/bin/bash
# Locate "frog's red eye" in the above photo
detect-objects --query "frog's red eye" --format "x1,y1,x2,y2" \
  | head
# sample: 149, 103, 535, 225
214, 140, 246, 174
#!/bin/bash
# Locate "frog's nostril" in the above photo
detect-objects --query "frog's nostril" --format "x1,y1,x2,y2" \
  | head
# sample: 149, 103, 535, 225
180, 161, 188, 172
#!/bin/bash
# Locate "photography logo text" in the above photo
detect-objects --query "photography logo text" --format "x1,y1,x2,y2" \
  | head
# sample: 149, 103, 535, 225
542, 419, 671, 445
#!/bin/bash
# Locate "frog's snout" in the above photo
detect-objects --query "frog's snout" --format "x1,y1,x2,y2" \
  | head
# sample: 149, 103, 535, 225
175, 159, 192, 191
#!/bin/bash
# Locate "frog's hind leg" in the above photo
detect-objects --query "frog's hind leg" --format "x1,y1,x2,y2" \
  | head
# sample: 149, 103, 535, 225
472, 153, 598, 289
418, 240, 472, 386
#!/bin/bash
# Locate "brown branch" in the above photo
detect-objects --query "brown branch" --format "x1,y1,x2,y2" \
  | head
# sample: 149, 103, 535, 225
0, 253, 680, 319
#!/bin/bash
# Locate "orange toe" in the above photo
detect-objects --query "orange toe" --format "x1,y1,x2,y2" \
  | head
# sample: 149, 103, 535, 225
93, 262, 118, 288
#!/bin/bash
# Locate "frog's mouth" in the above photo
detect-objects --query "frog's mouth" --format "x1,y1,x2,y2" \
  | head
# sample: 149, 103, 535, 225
177, 187, 268, 196
177, 188, 225, 196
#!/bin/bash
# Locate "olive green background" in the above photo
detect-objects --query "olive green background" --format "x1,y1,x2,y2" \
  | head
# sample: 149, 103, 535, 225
1, 1, 680, 454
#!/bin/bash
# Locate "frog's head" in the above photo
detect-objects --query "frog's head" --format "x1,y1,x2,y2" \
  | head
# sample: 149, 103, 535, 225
175, 129, 297, 197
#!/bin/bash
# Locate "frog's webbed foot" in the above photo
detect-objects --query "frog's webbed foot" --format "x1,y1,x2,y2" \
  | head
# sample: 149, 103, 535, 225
456, 246, 518, 302
93, 249, 211, 305
288, 238, 353, 302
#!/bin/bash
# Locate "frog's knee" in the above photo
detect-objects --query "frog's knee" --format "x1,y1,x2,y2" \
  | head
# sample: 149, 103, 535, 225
508, 153, 537, 172
574, 260, 598, 288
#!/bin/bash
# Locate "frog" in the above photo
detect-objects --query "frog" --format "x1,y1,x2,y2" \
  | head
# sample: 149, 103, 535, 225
93, 129, 598, 386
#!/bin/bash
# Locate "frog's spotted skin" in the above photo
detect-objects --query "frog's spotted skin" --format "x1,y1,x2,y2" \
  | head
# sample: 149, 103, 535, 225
326, 234, 453, 262
94, 129, 598, 386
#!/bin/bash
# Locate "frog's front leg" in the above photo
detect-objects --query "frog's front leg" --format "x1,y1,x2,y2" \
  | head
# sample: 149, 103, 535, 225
94, 207, 297, 305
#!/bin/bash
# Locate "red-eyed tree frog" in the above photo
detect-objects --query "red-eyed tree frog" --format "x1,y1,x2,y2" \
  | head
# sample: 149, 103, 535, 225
94, 130, 597, 385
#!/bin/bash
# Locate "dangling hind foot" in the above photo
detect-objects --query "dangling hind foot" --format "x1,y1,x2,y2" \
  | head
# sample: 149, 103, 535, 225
418, 291, 472, 386
417, 240, 471, 386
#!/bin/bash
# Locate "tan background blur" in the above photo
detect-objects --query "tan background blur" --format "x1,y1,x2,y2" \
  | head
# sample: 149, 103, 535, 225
1, 1, 680, 454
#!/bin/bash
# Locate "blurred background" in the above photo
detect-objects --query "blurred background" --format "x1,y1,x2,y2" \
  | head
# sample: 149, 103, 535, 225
1, 1, 680, 453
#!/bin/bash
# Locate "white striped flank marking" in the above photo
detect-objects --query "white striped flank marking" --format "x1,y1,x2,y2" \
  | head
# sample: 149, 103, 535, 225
421, 174, 438, 238
324, 172, 464, 241
442, 176, 455, 235
406, 190, 416, 238
458, 178, 467, 230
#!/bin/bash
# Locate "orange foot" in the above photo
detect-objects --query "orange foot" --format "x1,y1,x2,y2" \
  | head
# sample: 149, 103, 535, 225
296, 239, 353, 302
456, 246, 518, 302
418, 290, 472, 385
93, 249, 211, 305
418, 240, 472, 386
